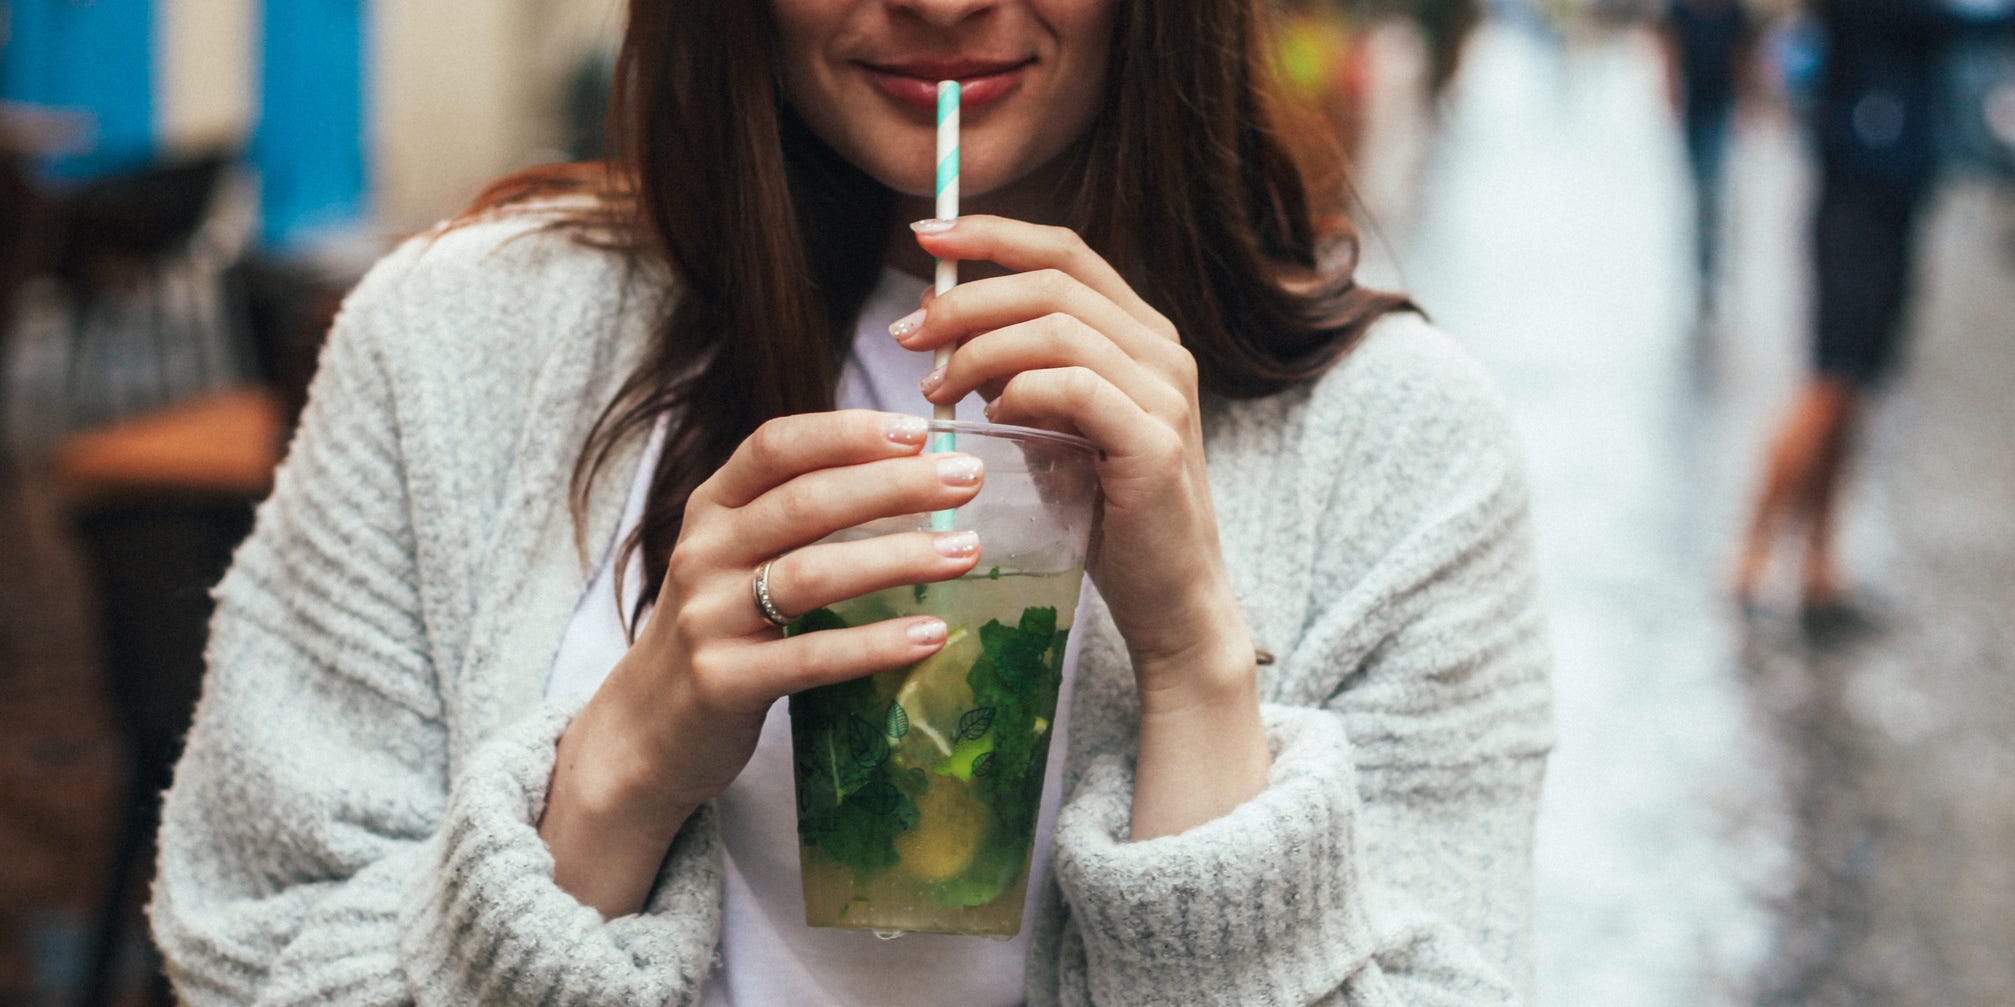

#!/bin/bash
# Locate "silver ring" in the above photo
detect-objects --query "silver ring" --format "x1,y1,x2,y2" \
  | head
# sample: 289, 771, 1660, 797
752, 558, 793, 629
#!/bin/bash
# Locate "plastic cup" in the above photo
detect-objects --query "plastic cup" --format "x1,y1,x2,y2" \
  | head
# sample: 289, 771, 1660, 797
786, 420, 1100, 938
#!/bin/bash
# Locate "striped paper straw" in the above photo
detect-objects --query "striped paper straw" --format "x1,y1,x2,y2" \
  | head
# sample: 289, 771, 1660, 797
931, 80, 961, 531
932, 80, 960, 445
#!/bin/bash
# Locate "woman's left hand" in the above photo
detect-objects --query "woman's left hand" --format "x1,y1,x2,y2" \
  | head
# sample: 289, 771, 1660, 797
896, 215, 1255, 718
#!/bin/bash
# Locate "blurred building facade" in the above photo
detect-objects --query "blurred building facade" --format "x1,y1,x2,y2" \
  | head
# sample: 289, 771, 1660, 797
3, 0, 622, 248
2, 6, 623, 1002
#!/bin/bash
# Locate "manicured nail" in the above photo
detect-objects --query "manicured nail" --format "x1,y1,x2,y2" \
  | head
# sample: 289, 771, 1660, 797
919, 365, 946, 396
889, 308, 926, 341
911, 218, 957, 234
884, 414, 928, 445
933, 530, 981, 558
934, 454, 983, 486
907, 618, 949, 645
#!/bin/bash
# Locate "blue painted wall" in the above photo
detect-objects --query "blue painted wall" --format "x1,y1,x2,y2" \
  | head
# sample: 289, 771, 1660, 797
0, 0, 157, 179
256, 0, 370, 248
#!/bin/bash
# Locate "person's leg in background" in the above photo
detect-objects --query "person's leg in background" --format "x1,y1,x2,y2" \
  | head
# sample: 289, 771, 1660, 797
1771, 377, 1859, 603
1736, 171, 1925, 616
1736, 375, 1858, 606
1798, 179, 1923, 608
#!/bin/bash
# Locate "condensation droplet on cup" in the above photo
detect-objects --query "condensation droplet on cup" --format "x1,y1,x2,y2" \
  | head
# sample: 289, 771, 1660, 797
873, 929, 906, 941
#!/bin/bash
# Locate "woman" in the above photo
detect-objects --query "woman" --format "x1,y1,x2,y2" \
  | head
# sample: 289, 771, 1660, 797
151, 2, 1553, 1004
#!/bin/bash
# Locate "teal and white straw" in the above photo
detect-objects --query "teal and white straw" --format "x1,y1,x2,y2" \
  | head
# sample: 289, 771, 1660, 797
932, 80, 960, 448
930, 80, 961, 531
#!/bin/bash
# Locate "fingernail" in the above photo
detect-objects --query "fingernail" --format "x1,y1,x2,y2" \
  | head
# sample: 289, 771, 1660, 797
933, 530, 980, 558
911, 218, 957, 234
919, 365, 946, 396
884, 414, 928, 445
982, 398, 999, 421
889, 308, 926, 341
907, 618, 948, 645
935, 454, 983, 486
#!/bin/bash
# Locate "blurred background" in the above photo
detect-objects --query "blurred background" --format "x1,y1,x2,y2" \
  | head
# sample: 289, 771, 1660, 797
2, 0, 2012, 1004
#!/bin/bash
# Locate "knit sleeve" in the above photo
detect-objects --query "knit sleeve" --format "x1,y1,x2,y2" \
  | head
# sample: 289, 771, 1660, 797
1042, 330, 1553, 1006
148, 246, 722, 1006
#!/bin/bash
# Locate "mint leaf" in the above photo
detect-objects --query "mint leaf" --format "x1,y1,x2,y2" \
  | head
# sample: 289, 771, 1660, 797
846, 714, 887, 769
884, 700, 910, 742
980, 610, 1054, 691
856, 777, 903, 817
966, 610, 1067, 836
1017, 605, 1058, 641
797, 778, 919, 875
955, 706, 996, 743
795, 678, 924, 876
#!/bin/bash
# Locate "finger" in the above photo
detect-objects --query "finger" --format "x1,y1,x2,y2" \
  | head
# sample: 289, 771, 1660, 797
709, 617, 952, 710
894, 268, 1173, 370
983, 366, 1175, 462
731, 451, 985, 562
925, 313, 1185, 419
701, 410, 932, 510
910, 215, 1177, 338
762, 530, 983, 626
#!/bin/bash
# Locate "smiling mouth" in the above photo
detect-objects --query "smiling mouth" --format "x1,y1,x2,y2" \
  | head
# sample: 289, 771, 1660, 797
865, 57, 1035, 80
858, 56, 1037, 113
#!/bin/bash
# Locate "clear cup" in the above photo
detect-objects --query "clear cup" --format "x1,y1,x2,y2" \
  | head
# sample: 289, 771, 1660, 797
786, 420, 1100, 938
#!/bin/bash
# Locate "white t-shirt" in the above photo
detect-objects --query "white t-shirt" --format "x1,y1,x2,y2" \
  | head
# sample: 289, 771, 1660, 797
545, 267, 1089, 1006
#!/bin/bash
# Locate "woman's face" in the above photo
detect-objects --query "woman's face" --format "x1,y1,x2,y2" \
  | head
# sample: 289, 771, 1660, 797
771, 0, 1117, 203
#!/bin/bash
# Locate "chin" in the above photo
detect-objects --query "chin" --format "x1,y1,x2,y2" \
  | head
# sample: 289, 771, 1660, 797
844, 142, 939, 200
862, 157, 1015, 203
875, 171, 939, 201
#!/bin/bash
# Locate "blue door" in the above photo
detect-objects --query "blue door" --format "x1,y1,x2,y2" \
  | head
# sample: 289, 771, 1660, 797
0, 0, 157, 179
256, 0, 368, 248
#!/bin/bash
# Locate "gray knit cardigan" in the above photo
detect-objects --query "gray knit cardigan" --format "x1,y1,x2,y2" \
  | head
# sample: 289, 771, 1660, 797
150, 216, 1553, 1006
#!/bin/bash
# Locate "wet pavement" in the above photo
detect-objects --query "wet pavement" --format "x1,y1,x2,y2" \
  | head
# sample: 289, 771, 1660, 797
1371, 18, 2015, 1007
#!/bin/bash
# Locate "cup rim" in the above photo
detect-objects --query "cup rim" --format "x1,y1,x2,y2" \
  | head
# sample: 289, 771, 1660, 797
924, 418, 1097, 454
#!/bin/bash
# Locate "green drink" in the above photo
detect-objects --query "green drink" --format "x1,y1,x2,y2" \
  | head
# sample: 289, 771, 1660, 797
786, 421, 1098, 938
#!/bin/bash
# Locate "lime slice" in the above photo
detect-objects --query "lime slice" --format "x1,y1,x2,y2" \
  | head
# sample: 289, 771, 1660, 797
894, 781, 988, 885
891, 626, 981, 768
931, 734, 995, 781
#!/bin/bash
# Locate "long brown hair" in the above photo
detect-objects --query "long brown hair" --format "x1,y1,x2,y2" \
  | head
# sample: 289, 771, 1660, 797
468, 1, 1410, 621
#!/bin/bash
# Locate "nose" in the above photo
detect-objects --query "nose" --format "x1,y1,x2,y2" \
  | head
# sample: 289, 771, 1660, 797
887, 0, 999, 29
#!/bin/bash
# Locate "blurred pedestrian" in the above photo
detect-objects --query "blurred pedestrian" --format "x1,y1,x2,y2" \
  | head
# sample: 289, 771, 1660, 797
1659, 0, 1757, 315
563, 42, 618, 162
1417, 0, 1484, 107
1735, 0, 2012, 621
0, 122, 36, 352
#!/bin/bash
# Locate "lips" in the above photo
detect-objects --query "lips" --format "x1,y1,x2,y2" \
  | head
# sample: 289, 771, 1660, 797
859, 56, 1036, 113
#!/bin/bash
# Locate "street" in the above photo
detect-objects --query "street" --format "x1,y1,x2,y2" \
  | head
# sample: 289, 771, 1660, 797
1381, 18, 2015, 1006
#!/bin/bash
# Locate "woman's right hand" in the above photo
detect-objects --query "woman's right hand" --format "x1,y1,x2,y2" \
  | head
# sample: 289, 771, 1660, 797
540, 410, 987, 918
